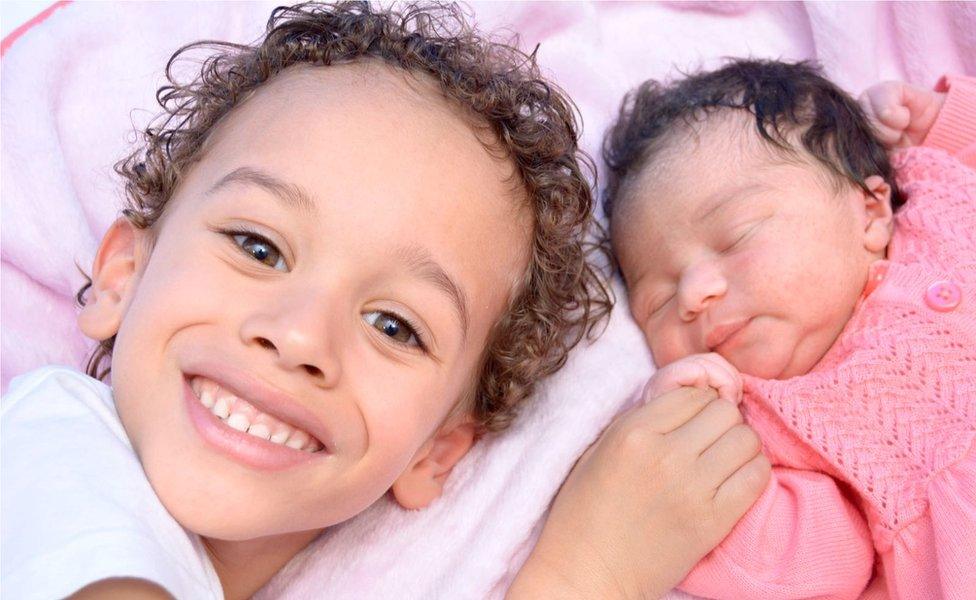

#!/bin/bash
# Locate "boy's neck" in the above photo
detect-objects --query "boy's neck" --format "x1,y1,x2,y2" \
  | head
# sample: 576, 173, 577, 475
204, 529, 322, 600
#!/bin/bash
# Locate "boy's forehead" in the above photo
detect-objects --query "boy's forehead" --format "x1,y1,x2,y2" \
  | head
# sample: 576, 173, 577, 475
246, 61, 447, 113
198, 61, 525, 207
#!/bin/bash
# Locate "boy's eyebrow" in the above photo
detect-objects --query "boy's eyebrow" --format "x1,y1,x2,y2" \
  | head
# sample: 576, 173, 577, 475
694, 182, 769, 222
396, 244, 469, 339
208, 167, 317, 216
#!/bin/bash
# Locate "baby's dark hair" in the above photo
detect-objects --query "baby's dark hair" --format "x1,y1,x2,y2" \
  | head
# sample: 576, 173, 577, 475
603, 58, 903, 220
76, 1, 612, 432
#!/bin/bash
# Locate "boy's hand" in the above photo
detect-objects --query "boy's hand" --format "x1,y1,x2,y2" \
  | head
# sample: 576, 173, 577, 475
508, 387, 770, 600
859, 81, 946, 149
644, 353, 742, 405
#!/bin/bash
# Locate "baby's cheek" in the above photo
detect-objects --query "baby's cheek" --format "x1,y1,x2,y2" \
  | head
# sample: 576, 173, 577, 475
646, 325, 689, 368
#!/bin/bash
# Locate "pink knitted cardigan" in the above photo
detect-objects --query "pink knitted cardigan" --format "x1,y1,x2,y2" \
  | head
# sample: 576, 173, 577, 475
680, 76, 976, 600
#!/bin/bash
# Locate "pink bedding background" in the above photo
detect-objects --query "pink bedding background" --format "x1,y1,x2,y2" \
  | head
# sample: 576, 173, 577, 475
2, 2, 973, 598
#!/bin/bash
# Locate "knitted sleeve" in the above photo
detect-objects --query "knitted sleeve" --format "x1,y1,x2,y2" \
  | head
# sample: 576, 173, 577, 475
923, 75, 976, 169
677, 468, 874, 600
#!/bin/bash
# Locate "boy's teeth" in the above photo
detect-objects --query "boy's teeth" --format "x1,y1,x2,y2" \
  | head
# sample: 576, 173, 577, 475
285, 430, 310, 450
247, 423, 271, 440
191, 376, 322, 452
226, 413, 250, 432
213, 397, 231, 419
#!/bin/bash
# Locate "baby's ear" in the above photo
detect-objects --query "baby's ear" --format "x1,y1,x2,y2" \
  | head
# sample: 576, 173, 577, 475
391, 419, 477, 510
78, 217, 146, 341
859, 175, 894, 254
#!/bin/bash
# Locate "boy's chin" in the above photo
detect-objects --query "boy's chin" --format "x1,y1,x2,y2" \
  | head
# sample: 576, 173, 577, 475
161, 497, 324, 542
146, 466, 380, 542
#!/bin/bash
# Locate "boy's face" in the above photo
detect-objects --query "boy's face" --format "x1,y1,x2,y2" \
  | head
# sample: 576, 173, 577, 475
614, 114, 891, 380
83, 64, 532, 540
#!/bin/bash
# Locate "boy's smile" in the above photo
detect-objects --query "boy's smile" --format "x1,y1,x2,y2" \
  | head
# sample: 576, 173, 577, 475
184, 362, 332, 470
80, 63, 532, 542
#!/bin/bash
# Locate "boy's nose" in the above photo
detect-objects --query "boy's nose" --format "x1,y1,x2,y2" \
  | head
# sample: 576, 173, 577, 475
676, 261, 727, 322
239, 297, 342, 388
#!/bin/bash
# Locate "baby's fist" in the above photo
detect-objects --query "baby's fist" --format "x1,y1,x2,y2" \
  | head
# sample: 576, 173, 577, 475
645, 353, 743, 405
858, 81, 946, 149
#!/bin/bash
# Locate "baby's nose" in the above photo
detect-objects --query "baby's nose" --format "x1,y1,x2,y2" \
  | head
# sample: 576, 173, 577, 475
677, 263, 727, 321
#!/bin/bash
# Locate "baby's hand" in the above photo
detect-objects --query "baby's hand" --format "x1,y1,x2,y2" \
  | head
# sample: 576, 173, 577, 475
858, 81, 946, 149
645, 352, 742, 405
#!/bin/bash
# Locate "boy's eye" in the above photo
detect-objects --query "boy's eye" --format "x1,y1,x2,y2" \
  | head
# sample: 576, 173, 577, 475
363, 311, 423, 349
231, 233, 287, 271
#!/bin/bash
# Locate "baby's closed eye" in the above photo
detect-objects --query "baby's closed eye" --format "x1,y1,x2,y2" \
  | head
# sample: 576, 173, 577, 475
718, 218, 769, 253
642, 289, 675, 319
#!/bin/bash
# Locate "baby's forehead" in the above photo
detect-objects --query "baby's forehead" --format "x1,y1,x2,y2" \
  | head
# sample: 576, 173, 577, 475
625, 110, 824, 208
610, 110, 833, 250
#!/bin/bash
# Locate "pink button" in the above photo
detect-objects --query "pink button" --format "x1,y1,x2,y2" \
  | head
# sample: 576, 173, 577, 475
925, 280, 962, 312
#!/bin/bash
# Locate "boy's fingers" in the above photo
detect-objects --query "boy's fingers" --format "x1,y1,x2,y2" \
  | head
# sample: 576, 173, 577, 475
697, 423, 762, 486
637, 385, 718, 434
713, 453, 771, 521
668, 396, 743, 453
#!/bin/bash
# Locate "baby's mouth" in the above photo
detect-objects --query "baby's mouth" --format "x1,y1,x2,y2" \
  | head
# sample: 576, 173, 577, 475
189, 376, 325, 453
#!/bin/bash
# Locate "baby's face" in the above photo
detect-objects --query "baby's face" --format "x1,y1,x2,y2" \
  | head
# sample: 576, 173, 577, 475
95, 64, 531, 540
615, 115, 886, 379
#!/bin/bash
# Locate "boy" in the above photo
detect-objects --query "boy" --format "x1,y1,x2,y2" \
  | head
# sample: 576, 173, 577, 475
2, 3, 611, 598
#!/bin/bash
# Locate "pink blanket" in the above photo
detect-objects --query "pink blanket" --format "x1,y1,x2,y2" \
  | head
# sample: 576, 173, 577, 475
2, 2, 973, 598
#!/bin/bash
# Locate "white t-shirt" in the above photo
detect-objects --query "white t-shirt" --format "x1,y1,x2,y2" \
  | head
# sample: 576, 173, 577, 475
1, 366, 224, 600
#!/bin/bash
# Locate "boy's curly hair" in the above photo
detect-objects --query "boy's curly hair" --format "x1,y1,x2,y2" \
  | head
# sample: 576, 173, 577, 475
603, 59, 903, 222
77, 1, 611, 432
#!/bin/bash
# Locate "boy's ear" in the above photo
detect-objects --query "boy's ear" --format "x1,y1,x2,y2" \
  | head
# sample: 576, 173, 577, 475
78, 217, 146, 341
391, 420, 477, 510
859, 175, 894, 254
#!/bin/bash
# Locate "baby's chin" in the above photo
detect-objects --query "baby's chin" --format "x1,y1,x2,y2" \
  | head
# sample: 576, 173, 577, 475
727, 339, 825, 380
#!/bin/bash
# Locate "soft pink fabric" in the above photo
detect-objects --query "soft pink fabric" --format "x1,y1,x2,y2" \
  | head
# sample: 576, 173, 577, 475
2, 3, 974, 599
926, 75, 976, 169
681, 110, 976, 599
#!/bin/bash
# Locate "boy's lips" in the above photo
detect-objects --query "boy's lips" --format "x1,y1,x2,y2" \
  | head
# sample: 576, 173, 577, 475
181, 359, 336, 468
706, 318, 751, 351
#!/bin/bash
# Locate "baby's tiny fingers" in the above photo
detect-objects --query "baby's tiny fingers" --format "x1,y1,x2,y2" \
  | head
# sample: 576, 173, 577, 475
878, 104, 911, 130
697, 354, 742, 404
871, 123, 904, 147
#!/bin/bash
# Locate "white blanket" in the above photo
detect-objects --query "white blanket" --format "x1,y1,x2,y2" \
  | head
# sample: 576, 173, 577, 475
2, 2, 972, 598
